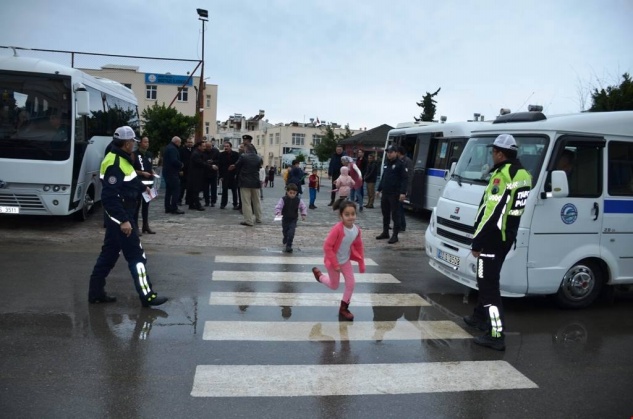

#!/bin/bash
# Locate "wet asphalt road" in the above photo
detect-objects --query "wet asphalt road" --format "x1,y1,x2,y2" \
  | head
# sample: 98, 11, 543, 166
1, 178, 633, 418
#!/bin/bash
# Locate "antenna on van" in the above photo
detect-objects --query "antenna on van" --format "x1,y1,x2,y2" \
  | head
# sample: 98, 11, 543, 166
515, 91, 535, 113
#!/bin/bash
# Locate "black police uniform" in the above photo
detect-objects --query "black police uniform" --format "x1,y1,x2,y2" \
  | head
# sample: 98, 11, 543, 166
88, 144, 165, 306
133, 148, 154, 232
377, 155, 408, 242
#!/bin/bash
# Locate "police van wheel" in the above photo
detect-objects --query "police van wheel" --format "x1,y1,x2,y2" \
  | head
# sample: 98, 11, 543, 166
555, 260, 603, 309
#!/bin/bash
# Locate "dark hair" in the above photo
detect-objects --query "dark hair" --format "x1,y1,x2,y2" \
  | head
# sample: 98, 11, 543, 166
292, 159, 299, 165
397, 146, 406, 154
338, 200, 357, 215
286, 183, 298, 192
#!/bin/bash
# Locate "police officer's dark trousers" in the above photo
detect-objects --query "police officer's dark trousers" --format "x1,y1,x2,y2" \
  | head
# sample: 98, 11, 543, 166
380, 193, 401, 236
473, 242, 510, 336
89, 209, 155, 303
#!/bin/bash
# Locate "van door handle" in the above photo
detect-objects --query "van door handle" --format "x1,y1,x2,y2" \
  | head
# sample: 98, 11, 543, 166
593, 202, 599, 221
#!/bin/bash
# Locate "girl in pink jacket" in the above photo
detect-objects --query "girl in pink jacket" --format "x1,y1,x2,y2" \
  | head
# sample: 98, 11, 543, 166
312, 201, 365, 320
332, 166, 356, 210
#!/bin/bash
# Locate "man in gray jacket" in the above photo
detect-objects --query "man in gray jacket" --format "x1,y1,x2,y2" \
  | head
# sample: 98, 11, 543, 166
233, 143, 263, 226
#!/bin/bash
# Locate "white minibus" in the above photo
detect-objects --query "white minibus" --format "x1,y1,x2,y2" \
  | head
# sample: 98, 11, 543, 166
0, 52, 139, 220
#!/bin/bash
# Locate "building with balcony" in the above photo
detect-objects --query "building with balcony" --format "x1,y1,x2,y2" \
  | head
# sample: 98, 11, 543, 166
216, 112, 361, 168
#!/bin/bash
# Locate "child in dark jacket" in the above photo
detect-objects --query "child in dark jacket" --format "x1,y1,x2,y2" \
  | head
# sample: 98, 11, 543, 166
274, 183, 307, 253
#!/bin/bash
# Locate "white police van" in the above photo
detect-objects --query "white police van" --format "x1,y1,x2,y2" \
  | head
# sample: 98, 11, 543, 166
425, 111, 633, 308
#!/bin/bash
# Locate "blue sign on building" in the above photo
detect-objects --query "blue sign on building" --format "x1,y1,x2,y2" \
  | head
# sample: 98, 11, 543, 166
144, 73, 193, 86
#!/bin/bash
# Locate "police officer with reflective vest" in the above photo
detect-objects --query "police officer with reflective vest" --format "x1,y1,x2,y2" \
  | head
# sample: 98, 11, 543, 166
88, 126, 168, 307
464, 134, 531, 351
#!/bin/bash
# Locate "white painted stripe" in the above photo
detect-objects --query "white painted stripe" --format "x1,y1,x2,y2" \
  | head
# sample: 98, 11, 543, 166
214, 255, 378, 266
211, 271, 400, 283
191, 361, 538, 397
209, 292, 430, 307
203, 321, 471, 341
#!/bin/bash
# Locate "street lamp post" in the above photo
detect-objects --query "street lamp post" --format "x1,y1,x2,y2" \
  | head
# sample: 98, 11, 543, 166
196, 8, 208, 142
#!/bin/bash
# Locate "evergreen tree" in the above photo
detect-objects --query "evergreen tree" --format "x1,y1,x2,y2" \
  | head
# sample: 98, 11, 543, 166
313, 125, 353, 162
141, 103, 198, 155
414, 87, 441, 122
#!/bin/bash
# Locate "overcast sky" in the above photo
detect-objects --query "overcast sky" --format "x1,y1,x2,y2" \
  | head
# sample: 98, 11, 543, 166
1, 0, 631, 129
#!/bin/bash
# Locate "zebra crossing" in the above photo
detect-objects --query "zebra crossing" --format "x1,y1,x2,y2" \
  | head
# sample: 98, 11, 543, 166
191, 255, 538, 398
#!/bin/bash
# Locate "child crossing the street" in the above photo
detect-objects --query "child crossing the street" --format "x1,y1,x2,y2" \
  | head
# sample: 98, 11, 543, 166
274, 183, 307, 253
312, 201, 365, 321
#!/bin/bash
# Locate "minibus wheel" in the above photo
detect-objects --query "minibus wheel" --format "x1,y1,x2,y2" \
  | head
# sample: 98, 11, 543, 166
75, 185, 95, 221
555, 260, 603, 309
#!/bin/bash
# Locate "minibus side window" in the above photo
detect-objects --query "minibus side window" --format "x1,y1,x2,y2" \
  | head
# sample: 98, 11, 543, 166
569, 145, 602, 197
608, 141, 633, 196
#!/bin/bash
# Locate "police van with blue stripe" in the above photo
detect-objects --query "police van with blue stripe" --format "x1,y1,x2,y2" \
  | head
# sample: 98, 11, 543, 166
425, 110, 633, 308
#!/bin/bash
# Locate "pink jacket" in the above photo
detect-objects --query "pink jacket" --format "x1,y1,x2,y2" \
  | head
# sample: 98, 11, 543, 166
323, 221, 366, 272
335, 167, 355, 197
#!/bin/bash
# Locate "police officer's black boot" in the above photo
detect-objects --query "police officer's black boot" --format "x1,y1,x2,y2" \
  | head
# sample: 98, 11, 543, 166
388, 230, 399, 244
142, 294, 168, 307
376, 230, 389, 240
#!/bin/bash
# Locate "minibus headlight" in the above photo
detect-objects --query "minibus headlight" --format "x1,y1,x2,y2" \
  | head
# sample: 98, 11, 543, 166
43, 185, 51, 192
53, 185, 61, 192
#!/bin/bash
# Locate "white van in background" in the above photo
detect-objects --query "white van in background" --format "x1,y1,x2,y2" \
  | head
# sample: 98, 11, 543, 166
425, 111, 633, 308
383, 121, 489, 212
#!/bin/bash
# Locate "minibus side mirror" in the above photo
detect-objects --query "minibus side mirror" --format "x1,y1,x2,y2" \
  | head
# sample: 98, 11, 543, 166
446, 161, 457, 179
75, 85, 90, 116
550, 170, 569, 198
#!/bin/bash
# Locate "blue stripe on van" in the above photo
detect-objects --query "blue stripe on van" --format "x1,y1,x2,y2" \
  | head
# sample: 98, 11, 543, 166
604, 200, 633, 214
427, 168, 446, 178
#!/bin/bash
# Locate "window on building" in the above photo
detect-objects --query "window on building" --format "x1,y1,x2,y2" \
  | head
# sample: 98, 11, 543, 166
146, 85, 157, 100
123, 83, 132, 89
177, 87, 188, 102
275, 133, 280, 144
312, 134, 322, 146
205, 122, 210, 135
206, 94, 211, 108
292, 133, 305, 146
269, 134, 273, 145
256, 135, 260, 146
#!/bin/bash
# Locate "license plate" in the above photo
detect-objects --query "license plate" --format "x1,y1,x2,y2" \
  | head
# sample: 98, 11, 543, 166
437, 249, 459, 267
0, 206, 20, 214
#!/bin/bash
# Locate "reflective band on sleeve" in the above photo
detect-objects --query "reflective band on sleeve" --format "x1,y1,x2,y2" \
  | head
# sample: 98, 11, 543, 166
123, 172, 138, 182
105, 210, 122, 225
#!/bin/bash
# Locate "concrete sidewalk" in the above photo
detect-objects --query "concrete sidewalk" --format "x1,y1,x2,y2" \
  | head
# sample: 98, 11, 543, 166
142, 175, 426, 251
0, 175, 428, 252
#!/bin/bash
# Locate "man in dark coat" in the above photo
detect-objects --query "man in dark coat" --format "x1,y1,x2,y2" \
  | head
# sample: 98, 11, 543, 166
162, 136, 184, 214
178, 138, 194, 205
327, 145, 346, 206
217, 141, 240, 209
186, 141, 206, 210
203, 141, 220, 206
